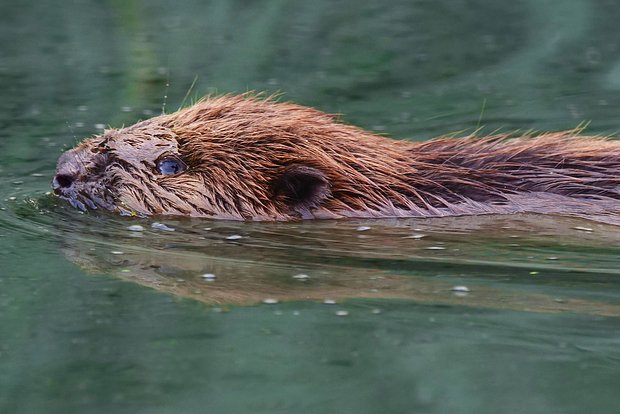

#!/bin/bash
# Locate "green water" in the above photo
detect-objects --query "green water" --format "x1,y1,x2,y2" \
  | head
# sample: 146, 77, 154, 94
2, 1, 620, 413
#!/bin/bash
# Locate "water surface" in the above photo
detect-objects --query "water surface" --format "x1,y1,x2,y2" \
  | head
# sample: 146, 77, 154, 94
1, 1, 620, 413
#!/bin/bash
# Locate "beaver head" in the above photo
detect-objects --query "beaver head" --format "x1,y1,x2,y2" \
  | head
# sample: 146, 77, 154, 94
53, 93, 620, 223
52, 94, 405, 220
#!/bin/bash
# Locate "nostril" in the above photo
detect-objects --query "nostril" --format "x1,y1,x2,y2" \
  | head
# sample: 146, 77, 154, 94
54, 174, 74, 189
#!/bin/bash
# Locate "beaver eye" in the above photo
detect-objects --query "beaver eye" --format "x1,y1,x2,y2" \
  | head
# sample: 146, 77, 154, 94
157, 157, 187, 175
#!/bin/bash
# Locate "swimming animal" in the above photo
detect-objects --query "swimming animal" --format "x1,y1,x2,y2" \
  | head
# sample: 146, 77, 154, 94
52, 93, 620, 224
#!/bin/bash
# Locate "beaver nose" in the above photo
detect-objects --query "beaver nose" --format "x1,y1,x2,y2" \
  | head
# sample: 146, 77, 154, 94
52, 173, 75, 193
52, 149, 85, 195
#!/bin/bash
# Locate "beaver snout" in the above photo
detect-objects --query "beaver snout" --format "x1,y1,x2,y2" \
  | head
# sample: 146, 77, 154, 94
52, 149, 85, 196
51, 145, 115, 212
52, 173, 74, 194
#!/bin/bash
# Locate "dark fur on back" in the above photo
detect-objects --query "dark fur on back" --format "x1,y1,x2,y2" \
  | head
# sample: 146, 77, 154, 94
53, 93, 620, 224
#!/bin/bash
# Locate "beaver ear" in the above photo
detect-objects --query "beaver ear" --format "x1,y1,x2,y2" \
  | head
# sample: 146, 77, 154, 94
272, 165, 331, 216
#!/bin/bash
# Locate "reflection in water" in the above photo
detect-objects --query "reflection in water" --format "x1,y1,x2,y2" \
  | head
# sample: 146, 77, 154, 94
14, 195, 618, 316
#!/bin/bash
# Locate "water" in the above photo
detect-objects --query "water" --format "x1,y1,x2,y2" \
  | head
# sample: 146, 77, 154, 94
2, 1, 620, 413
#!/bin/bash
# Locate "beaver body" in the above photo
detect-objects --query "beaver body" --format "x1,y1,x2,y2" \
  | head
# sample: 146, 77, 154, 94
53, 94, 620, 224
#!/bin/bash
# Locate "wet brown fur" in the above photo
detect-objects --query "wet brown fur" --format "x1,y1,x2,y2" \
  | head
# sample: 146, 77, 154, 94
54, 93, 620, 224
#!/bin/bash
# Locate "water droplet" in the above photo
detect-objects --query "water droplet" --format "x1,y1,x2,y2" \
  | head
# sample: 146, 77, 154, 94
335, 310, 349, 316
405, 233, 426, 239
151, 222, 175, 231
292, 273, 310, 280
110, 251, 124, 255
356, 226, 371, 231
573, 226, 593, 232
201, 273, 216, 281
263, 298, 279, 304
323, 299, 337, 305
226, 234, 243, 240
127, 225, 144, 232
451, 285, 470, 292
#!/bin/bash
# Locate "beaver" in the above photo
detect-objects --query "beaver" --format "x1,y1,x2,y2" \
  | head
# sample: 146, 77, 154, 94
52, 93, 620, 224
